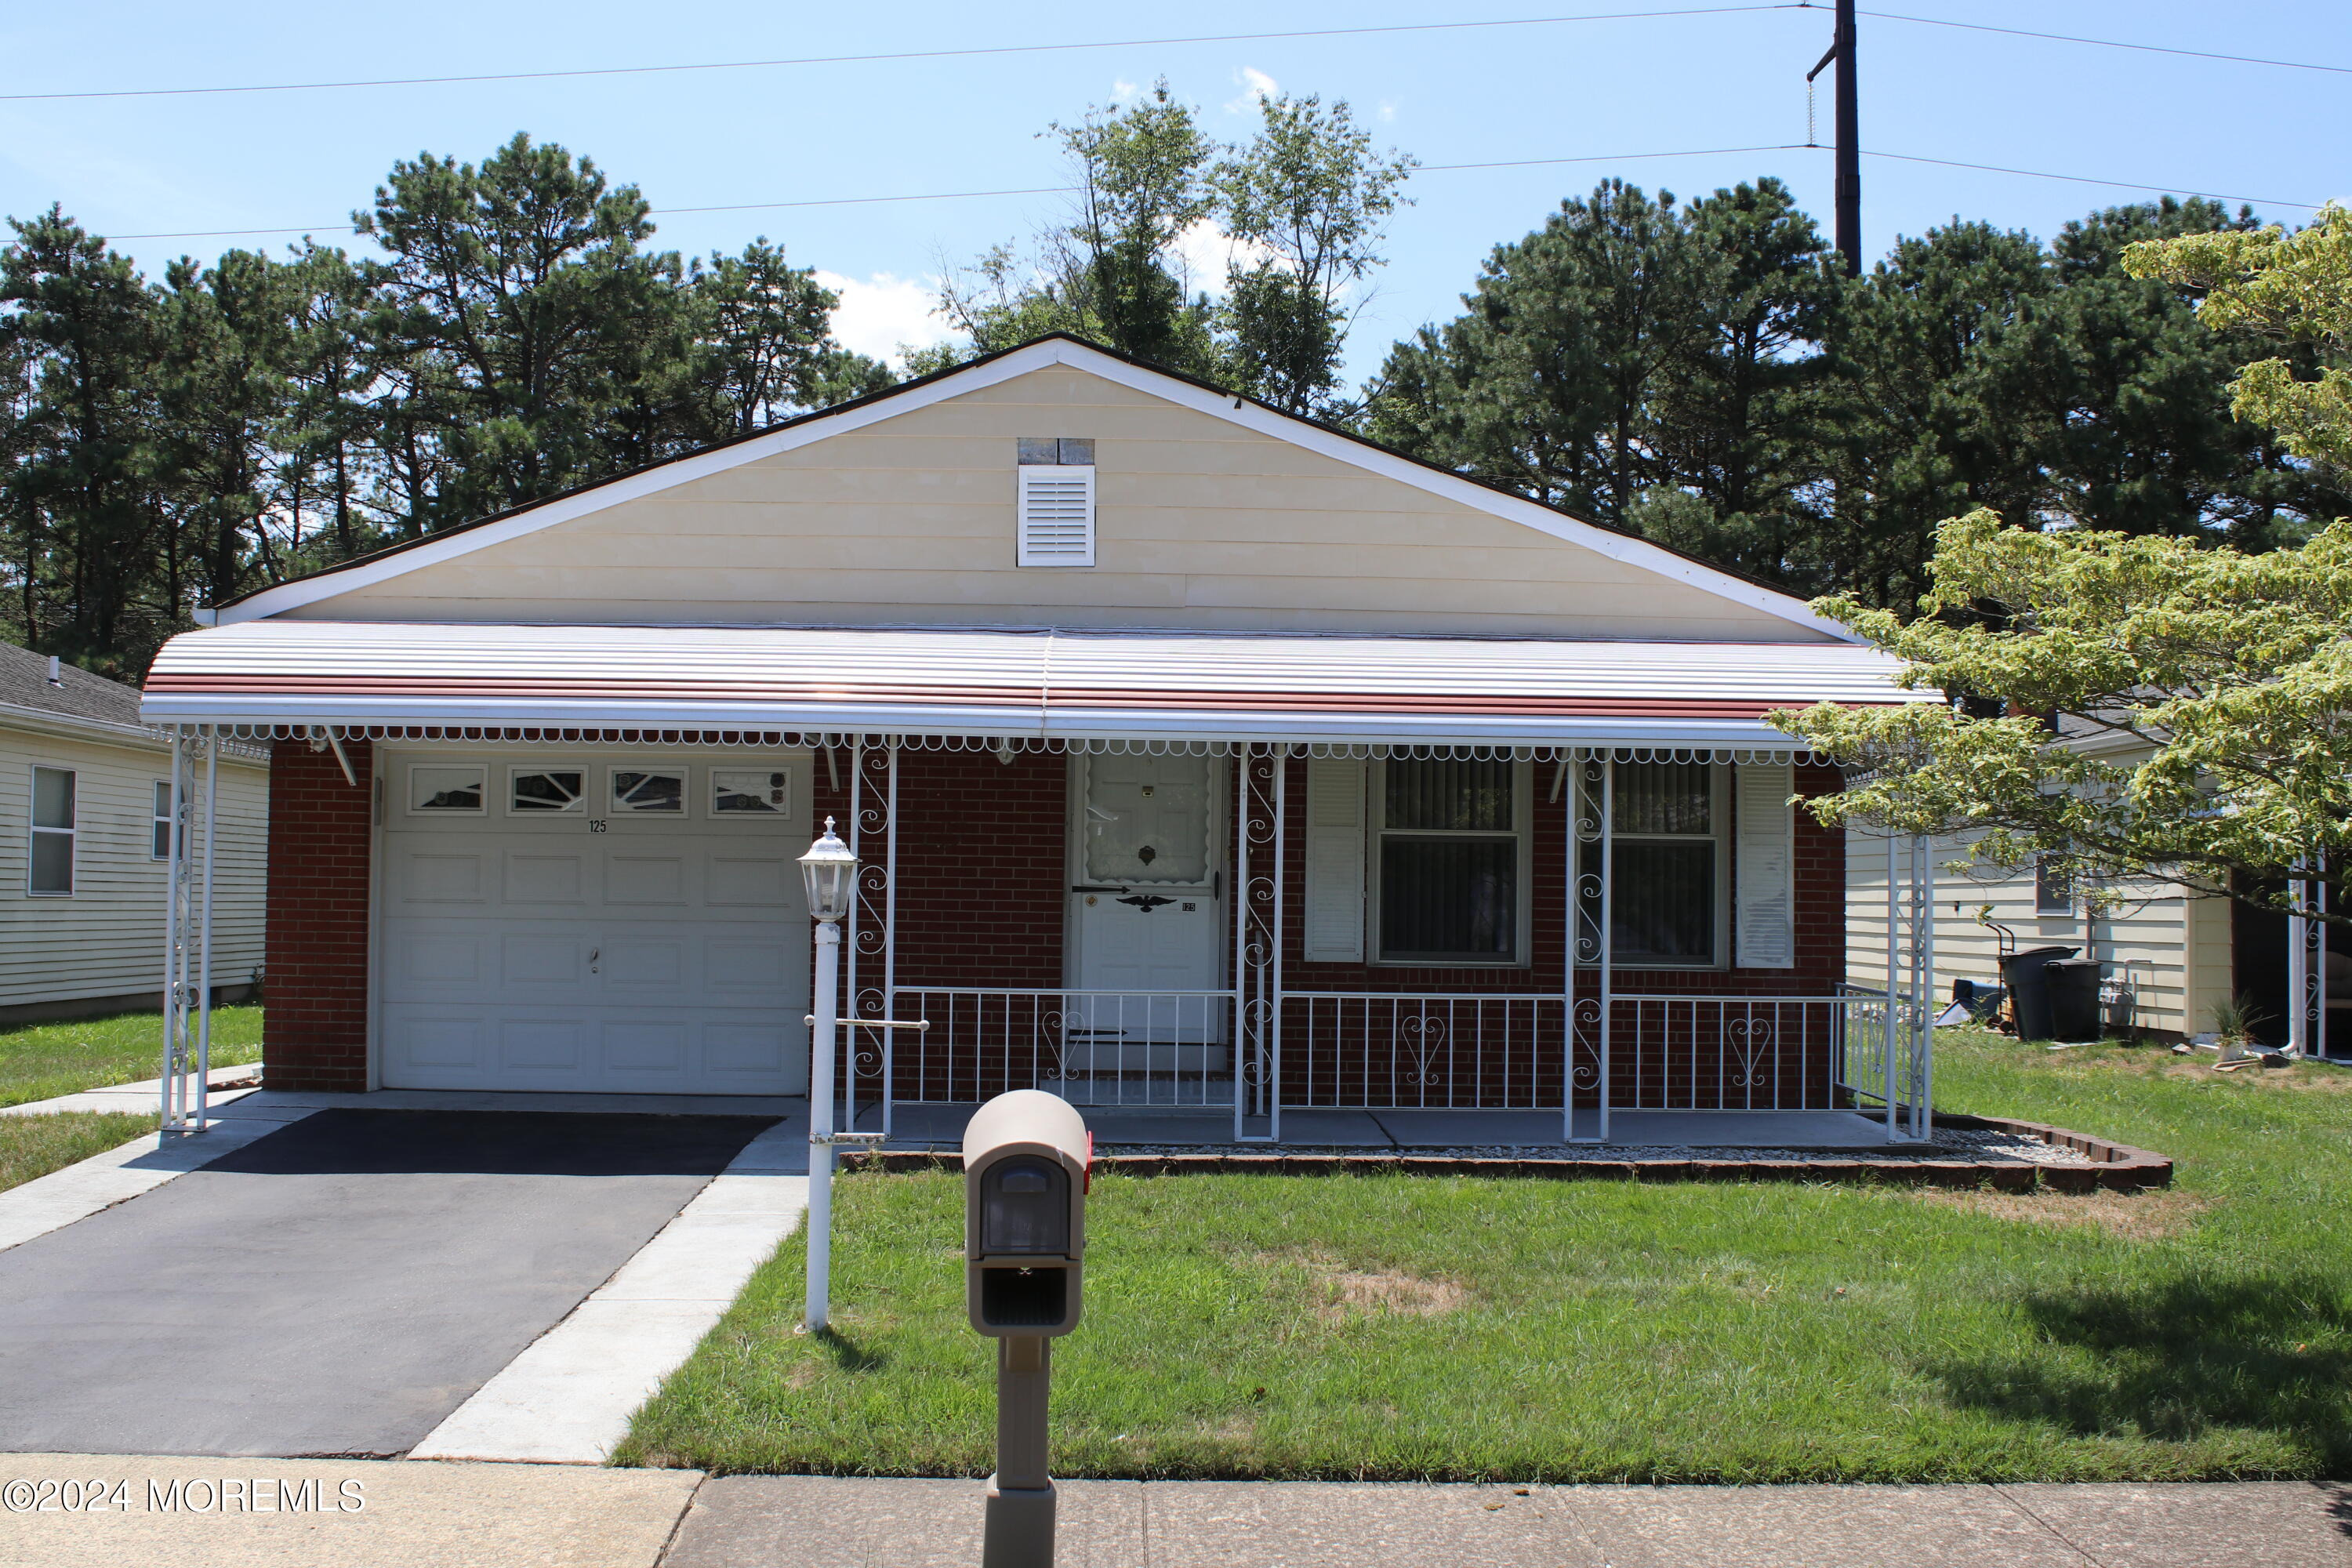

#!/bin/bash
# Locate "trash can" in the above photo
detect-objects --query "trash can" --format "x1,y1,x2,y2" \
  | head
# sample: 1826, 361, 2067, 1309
2046, 957, 2103, 1043
1998, 946, 2081, 1041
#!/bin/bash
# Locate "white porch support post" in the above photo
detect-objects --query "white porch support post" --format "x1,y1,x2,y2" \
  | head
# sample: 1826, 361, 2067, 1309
1914, 834, 1935, 1137
1272, 746, 1287, 1145
1883, 831, 1900, 1138
1231, 745, 1250, 1142
1560, 749, 1576, 1142
2289, 858, 2318, 1058
880, 739, 899, 1137
158, 728, 186, 1135
196, 727, 219, 1129
1597, 754, 1615, 1144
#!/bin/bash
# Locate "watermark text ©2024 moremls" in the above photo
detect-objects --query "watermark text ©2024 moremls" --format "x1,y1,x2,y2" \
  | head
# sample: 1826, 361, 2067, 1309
3, 1475, 366, 1513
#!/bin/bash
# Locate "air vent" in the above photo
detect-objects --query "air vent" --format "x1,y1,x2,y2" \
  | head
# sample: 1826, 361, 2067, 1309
1018, 465, 1096, 567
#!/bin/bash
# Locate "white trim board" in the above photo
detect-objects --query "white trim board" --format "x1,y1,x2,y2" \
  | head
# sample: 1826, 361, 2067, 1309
213, 339, 1857, 642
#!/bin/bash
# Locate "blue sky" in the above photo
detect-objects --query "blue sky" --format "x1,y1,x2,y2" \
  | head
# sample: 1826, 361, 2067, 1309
3, 2, 2345, 387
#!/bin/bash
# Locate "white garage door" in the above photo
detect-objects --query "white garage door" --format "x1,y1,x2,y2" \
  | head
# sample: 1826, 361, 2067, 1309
376, 750, 812, 1094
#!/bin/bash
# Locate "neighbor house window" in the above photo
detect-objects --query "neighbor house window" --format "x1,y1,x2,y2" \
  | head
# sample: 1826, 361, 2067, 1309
2035, 853, 2074, 916
409, 765, 485, 812
1374, 758, 1524, 964
611, 768, 685, 814
713, 769, 788, 815
510, 768, 585, 813
31, 766, 75, 895
1590, 761, 1725, 967
152, 780, 176, 860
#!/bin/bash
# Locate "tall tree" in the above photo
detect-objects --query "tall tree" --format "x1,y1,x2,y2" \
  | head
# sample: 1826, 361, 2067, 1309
0, 208, 164, 672
1214, 93, 1415, 417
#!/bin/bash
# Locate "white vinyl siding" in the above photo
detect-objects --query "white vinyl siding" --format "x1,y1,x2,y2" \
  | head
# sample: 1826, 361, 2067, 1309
1302, 758, 1367, 962
0, 728, 267, 1010
1733, 761, 1796, 969
1846, 826, 2202, 1036
1016, 465, 1096, 567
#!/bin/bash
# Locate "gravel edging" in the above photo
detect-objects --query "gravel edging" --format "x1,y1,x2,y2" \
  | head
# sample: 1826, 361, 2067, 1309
840, 1113, 2171, 1192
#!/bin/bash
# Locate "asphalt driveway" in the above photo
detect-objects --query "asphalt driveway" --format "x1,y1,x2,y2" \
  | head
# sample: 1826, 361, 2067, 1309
0, 1109, 777, 1458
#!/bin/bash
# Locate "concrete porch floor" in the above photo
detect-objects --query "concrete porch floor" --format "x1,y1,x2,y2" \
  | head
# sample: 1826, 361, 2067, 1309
143, 1088, 1918, 1152
857, 1102, 1922, 1150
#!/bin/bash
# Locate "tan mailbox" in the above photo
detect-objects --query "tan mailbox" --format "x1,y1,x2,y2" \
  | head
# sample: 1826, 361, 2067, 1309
964, 1089, 1090, 1337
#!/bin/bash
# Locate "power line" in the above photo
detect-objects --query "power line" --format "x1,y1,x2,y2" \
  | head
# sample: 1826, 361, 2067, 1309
1860, 150, 2318, 212
1857, 8, 2352, 78
95, 143, 2320, 245
0, 5, 1795, 103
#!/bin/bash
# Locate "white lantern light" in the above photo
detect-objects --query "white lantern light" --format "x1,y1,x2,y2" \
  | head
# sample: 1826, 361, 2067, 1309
799, 817, 858, 923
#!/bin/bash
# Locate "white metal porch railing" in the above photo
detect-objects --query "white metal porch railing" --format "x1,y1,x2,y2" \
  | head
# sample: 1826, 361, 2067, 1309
862, 985, 1927, 1138
1832, 984, 1933, 1137
871, 988, 1238, 1126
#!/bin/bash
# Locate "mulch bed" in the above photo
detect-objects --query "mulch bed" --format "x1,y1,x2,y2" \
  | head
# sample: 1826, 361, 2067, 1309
840, 1112, 2170, 1192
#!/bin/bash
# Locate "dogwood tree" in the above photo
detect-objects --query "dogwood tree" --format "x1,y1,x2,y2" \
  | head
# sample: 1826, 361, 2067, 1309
1770, 509, 2352, 920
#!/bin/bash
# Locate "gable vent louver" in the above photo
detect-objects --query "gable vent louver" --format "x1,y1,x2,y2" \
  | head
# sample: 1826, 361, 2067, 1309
1017, 465, 1096, 567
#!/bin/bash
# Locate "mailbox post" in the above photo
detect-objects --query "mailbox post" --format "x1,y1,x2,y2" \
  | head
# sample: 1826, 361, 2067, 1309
964, 1090, 1089, 1568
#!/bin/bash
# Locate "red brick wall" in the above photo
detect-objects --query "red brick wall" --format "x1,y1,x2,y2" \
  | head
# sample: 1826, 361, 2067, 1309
263, 737, 373, 1091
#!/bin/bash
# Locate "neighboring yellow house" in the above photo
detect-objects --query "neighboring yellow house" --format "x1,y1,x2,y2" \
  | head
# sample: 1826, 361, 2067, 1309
0, 644, 267, 1025
1845, 728, 2339, 1053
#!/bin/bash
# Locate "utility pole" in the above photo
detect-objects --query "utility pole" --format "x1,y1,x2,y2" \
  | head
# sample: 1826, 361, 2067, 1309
1807, 0, 1861, 276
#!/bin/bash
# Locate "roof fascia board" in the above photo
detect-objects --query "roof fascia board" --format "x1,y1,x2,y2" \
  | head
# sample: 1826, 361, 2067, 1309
220, 335, 1851, 641
136, 691, 1828, 750
216, 340, 1076, 626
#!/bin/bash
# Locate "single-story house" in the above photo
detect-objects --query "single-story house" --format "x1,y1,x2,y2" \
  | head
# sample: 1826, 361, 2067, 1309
1, 642, 266, 1025
141, 336, 1940, 1140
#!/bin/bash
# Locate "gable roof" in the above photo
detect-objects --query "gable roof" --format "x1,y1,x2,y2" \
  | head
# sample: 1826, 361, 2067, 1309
213, 335, 1857, 642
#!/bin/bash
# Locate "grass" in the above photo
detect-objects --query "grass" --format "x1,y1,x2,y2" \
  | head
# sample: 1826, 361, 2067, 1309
0, 1111, 159, 1194
0, 1005, 262, 1109
615, 1028, 2352, 1483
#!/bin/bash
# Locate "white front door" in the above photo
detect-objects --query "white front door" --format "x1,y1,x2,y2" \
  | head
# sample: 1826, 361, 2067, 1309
1068, 753, 1224, 1076
376, 751, 811, 1095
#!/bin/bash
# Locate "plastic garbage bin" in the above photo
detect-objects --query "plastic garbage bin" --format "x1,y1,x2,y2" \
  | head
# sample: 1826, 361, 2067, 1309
2046, 957, 2103, 1043
1998, 945, 2081, 1041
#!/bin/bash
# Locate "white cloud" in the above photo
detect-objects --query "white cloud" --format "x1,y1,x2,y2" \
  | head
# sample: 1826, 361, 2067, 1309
1377, 100, 1398, 123
1170, 219, 1278, 296
1224, 67, 1279, 114
1110, 78, 1143, 103
817, 270, 955, 366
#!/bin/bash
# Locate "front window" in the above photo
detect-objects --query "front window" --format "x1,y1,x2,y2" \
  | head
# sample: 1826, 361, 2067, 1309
31, 766, 75, 895
1591, 761, 1723, 966
1375, 758, 1523, 964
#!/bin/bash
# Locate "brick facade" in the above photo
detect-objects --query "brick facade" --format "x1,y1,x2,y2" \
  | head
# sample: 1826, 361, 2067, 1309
263, 736, 373, 1091
263, 742, 1846, 1106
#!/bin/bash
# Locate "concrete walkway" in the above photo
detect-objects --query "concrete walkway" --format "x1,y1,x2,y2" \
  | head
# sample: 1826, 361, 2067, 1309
0, 1461, 2343, 1567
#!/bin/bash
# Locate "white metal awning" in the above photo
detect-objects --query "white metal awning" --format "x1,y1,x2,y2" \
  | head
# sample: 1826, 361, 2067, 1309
141, 622, 1928, 749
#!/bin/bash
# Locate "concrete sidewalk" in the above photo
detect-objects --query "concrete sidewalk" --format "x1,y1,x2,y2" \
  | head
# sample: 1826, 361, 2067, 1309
2, 1459, 2344, 1568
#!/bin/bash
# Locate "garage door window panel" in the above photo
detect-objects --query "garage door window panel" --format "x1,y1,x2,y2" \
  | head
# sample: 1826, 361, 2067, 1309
410, 765, 486, 814
612, 769, 686, 815
510, 768, 586, 814
713, 768, 789, 815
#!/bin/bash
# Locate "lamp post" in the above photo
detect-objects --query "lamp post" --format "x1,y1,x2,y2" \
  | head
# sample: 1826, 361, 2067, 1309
799, 816, 858, 1333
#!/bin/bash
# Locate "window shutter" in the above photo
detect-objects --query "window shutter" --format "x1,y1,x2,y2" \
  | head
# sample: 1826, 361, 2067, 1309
1734, 761, 1797, 969
1303, 759, 1367, 963
1017, 465, 1095, 566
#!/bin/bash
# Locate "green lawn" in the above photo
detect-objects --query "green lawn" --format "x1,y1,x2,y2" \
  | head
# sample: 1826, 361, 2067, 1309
0, 1005, 262, 1109
0, 1111, 159, 1194
617, 1029, 2352, 1483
